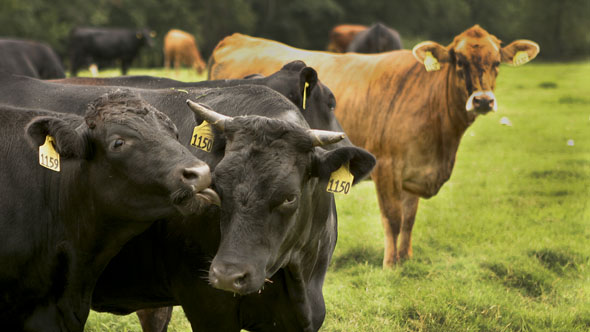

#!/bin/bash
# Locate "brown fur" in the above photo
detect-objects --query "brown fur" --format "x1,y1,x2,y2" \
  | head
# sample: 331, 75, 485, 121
163, 29, 206, 75
326, 24, 368, 53
209, 25, 539, 267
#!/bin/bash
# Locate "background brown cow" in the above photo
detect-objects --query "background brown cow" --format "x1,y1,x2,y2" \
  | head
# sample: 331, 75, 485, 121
326, 24, 367, 52
163, 29, 206, 75
208, 25, 540, 268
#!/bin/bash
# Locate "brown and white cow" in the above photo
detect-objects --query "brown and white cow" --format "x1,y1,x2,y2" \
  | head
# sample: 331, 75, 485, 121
326, 24, 367, 53
164, 29, 206, 75
208, 25, 540, 267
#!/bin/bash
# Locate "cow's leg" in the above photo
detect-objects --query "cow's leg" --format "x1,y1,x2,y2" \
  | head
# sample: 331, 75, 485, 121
164, 53, 171, 73
372, 159, 403, 268
398, 193, 419, 261
121, 59, 131, 75
136, 307, 173, 332
174, 54, 181, 76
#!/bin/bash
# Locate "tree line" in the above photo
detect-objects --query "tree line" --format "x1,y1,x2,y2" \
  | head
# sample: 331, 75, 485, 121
0, 0, 588, 68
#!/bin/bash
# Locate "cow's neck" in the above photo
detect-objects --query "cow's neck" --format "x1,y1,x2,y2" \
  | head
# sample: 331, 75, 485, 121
50, 164, 154, 329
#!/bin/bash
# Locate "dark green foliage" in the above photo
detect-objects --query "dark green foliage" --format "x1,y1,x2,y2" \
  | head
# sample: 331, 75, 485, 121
0, 0, 588, 69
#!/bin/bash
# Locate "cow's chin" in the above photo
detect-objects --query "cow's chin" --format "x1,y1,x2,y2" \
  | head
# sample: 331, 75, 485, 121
171, 187, 220, 216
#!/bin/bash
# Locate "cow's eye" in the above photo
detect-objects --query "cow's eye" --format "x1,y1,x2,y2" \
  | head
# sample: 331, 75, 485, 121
112, 138, 125, 149
283, 194, 297, 205
457, 59, 467, 68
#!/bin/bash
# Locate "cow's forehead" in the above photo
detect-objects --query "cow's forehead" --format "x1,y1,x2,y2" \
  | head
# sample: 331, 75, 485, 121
452, 26, 501, 57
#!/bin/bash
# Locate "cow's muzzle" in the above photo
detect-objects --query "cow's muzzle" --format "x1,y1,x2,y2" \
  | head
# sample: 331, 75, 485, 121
209, 261, 262, 295
171, 164, 220, 215
466, 91, 497, 114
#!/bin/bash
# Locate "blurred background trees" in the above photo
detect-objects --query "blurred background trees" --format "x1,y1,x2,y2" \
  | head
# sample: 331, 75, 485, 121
0, 0, 588, 68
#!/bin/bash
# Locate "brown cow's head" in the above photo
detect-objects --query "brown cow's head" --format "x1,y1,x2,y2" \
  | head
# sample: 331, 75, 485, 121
412, 25, 539, 114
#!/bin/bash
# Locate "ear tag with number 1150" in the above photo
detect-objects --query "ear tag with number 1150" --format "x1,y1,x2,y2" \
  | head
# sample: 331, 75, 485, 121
191, 121, 214, 152
39, 135, 60, 172
326, 162, 354, 195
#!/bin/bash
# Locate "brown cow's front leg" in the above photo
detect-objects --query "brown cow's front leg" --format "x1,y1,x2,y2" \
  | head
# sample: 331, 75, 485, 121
398, 193, 419, 261
136, 307, 173, 332
372, 160, 404, 268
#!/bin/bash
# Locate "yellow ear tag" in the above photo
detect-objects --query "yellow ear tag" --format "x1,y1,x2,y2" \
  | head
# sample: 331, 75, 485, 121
190, 121, 214, 152
326, 162, 354, 195
39, 135, 60, 172
513, 51, 529, 66
302, 82, 309, 110
423, 51, 440, 72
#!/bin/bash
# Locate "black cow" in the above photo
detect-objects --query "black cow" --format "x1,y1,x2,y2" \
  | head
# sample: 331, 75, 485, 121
0, 39, 65, 78
346, 23, 403, 53
0, 91, 217, 331
92, 101, 375, 332
68, 27, 155, 76
0, 74, 376, 331
54, 60, 347, 146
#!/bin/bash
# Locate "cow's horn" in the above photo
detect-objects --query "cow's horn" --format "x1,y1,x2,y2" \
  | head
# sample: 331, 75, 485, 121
307, 129, 346, 147
186, 100, 230, 130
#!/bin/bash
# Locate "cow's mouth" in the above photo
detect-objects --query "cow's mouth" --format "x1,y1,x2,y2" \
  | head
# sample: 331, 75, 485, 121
171, 186, 220, 215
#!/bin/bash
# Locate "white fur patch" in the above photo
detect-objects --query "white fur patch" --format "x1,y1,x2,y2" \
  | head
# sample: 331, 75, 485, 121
465, 91, 497, 112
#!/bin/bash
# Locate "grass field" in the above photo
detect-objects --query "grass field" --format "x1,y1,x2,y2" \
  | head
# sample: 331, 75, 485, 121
84, 61, 590, 331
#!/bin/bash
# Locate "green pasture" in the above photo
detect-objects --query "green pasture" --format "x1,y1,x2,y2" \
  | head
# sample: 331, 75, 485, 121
84, 61, 590, 331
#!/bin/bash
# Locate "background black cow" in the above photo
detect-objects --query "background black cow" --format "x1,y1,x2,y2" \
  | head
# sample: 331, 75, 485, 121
68, 27, 155, 76
0, 39, 65, 78
346, 22, 402, 53
0, 91, 216, 331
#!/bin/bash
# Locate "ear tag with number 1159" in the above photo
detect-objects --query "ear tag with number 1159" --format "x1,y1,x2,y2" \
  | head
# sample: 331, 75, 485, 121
191, 121, 214, 152
39, 135, 60, 172
326, 162, 354, 195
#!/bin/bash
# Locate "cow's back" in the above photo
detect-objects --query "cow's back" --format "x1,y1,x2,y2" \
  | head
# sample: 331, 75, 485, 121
209, 34, 420, 152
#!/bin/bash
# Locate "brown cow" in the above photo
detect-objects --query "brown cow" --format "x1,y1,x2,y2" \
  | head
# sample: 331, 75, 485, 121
326, 24, 367, 52
209, 25, 540, 267
163, 29, 206, 75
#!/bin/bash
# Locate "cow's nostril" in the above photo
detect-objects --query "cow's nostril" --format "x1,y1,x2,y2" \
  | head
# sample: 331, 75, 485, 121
182, 169, 199, 181
234, 273, 248, 289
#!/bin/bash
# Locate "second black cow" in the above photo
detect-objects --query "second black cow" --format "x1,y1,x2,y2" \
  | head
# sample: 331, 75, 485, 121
68, 27, 155, 76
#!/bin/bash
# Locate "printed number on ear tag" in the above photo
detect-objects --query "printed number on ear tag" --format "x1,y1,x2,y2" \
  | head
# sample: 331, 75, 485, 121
302, 82, 309, 110
191, 121, 214, 152
39, 135, 60, 172
326, 162, 354, 195
513, 51, 529, 66
424, 51, 440, 72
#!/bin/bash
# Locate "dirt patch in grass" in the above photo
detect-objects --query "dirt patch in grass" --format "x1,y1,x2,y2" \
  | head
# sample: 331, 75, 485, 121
331, 246, 382, 270
529, 170, 583, 180
481, 262, 551, 297
529, 248, 586, 274
538, 81, 558, 89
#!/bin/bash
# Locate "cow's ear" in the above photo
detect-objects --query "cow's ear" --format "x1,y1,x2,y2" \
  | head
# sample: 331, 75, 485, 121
312, 146, 376, 184
501, 40, 540, 66
25, 116, 89, 159
299, 67, 318, 110
412, 41, 451, 63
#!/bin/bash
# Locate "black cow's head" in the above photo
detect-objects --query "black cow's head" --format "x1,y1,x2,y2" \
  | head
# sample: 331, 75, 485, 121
259, 61, 352, 147
137, 28, 156, 48
25, 90, 219, 220
187, 100, 375, 295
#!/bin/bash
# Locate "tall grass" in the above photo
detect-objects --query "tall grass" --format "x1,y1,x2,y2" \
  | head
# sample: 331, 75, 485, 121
84, 61, 590, 331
